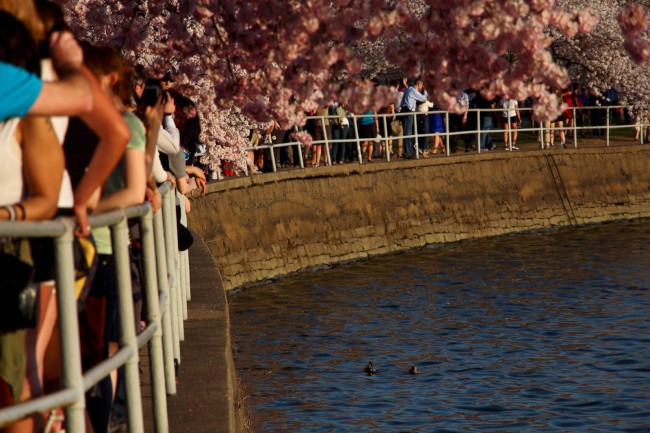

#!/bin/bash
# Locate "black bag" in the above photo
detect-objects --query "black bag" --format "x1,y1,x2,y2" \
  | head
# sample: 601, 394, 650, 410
0, 239, 38, 332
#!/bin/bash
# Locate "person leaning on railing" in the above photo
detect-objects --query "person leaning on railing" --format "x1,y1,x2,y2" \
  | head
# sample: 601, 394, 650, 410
0, 7, 96, 432
312, 107, 330, 167
499, 96, 521, 150
358, 109, 379, 163
399, 79, 429, 159
75, 44, 158, 433
377, 101, 395, 159
330, 103, 349, 165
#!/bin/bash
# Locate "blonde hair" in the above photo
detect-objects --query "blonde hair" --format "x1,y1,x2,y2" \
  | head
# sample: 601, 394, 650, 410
0, 0, 45, 41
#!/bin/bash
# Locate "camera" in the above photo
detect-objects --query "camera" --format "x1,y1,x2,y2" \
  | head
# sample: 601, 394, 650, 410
142, 80, 162, 107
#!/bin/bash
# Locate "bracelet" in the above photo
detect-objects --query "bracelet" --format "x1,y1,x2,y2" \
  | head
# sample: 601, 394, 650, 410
2, 205, 16, 221
14, 203, 25, 220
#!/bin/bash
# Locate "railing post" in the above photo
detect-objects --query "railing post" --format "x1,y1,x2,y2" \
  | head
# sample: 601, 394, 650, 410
476, 110, 481, 154
54, 219, 86, 433
293, 126, 304, 169
539, 119, 545, 149
352, 114, 363, 164
413, 112, 420, 159
162, 190, 181, 365
382, 114, 390, 162
572, 107, 578, 148
445, 111, 450, 156
322, 117, 332, 166
243, 151, 250, 177
179, 200, 191, 302
176, 190, 188, 321
169, 200, 185, 342
641, 110, 645, 144
507, 118, 513, 151
111, 217, 144, 433
153, 195, 177, 395
140, 209, 169, 433
269, 143, 277, 173
606, 106, 610, 147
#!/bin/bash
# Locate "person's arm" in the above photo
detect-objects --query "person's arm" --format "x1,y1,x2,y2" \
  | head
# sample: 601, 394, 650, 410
73, 67, 130, 236
151, 148, 168, 184
17, 116, 64, 220
412, 89, 428, 103
29, 31, 93, 116
185, 165, 207, 195
515, 102, 521, 122
158, 95, 180, 154
157, 120, 180, 154
156, 126, 181, 155
144, 102, 164, 178
185, 165, 206, 181
29, 71, 92, 117
176, 176, 192, 196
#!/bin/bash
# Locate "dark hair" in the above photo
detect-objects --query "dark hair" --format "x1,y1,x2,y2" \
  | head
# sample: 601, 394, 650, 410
162, 70, 174, 83
35, 0, 66, 38
82, 43, 133, 105
0, 11, 39, 74
35, 0, 68, 59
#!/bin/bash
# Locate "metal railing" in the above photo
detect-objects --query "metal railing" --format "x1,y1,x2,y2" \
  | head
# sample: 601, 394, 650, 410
239, 104, 641, 175
0, 182, 190, 433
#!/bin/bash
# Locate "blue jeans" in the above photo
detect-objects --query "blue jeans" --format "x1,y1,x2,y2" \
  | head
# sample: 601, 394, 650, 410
331, 125, 349, 163
403, 112, 415, 157
480, 116, 494, 149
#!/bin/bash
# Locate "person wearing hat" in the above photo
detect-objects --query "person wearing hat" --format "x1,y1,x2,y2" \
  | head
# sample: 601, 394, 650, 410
161, 70, 174, 91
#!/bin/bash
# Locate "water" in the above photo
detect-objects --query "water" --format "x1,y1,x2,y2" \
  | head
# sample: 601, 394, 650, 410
229, 220, 650, 432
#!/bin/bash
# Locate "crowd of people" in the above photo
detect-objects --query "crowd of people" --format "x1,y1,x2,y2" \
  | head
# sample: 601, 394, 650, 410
247, 79, 631, 173
0, 2, 639, 430
0, 1, 207, 432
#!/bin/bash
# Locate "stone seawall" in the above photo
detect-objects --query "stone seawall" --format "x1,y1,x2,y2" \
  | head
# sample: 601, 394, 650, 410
188, 146, 650, 291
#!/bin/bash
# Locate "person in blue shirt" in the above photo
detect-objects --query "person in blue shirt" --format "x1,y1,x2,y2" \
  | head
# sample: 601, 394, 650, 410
399, 79, 428, 158
0, 30, 92, 121
358, 110, 378, 162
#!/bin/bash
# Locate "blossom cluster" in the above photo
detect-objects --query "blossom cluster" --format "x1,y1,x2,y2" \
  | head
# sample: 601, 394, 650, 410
54, 0, 650, 169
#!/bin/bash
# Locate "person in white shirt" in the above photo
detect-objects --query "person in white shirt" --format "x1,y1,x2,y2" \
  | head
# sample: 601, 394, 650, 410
399, 79, 429, 158
500, 98, 521, 150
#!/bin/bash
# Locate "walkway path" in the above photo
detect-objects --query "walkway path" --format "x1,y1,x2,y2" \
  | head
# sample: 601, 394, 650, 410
142, 231, 240, 433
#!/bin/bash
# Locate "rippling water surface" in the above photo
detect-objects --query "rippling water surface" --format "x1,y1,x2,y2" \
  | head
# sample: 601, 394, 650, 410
229, 221, 650, 432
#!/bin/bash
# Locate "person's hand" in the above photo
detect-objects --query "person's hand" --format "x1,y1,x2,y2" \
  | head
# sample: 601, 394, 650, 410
145, 97, 164, 134
187, 165, 206, 181
145, 186, 161, 213
73, 188, 100, 237
50, 31, 83, 73
73, 204, 91, 237
195, 176, 207, 196
166, 171, 177, 190
163, 92, 176, 115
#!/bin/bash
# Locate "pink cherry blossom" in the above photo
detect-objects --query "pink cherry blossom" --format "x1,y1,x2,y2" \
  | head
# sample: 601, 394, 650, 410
53, 0, 650, 170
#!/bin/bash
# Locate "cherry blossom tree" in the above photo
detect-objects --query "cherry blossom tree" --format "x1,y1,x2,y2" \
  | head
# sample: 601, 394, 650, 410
55, 0, 649, 169
549, 0, 650, 109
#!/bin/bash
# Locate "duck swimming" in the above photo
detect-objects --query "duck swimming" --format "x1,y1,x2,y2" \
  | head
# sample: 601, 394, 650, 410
364, 362, 377, 375
409, 366, 419, 375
